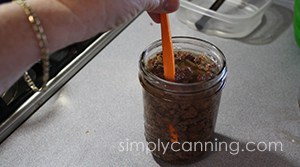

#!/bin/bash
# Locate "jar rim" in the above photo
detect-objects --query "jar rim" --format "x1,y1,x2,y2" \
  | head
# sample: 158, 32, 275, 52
139, 36, 227, 91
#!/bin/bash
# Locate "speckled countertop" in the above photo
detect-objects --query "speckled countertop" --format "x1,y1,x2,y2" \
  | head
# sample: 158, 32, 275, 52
0, 1, 300, 167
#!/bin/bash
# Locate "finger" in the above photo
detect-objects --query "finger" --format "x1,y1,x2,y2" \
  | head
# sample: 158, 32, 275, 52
146, 0, 179, 13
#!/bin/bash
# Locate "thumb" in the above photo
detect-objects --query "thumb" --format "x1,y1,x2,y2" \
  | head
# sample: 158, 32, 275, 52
145, 0, 180, 23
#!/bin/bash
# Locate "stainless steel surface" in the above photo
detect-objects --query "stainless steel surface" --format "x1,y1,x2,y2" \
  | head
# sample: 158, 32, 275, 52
0, 21, 131, 143
0, 83, 18, 105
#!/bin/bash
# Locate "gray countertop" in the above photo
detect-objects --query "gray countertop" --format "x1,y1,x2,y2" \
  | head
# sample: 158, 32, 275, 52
1, 1, 300, 167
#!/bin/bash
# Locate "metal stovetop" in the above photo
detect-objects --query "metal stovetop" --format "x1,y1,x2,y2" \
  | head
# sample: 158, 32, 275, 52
0, 21, 133, 143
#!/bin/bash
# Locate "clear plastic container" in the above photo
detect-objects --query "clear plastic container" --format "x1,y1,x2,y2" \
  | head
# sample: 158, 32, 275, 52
177, 0, 272, 38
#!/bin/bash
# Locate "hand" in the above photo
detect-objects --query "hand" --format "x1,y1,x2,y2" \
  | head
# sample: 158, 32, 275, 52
57, 0, 180, 39
0, 0, 180, 93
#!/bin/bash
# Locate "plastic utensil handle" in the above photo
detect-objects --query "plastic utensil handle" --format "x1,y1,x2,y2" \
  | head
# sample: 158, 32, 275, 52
160, 14, 175, 81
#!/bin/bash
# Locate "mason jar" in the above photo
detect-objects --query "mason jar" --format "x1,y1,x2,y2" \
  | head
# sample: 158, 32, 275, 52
139, 37, 227, 164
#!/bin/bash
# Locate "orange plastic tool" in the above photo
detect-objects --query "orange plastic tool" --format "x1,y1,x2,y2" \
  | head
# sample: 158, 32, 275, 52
160, 13, 175, 81
160, 14, 178, 142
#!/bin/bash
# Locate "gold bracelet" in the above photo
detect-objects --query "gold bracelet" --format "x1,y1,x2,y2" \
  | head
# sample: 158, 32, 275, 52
14, 0, 49, 92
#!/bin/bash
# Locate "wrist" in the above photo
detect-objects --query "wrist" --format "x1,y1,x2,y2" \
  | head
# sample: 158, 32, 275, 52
27, 0, 88, 52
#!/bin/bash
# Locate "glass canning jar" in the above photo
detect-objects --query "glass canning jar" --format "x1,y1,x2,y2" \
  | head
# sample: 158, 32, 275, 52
139, 37, 227, 164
